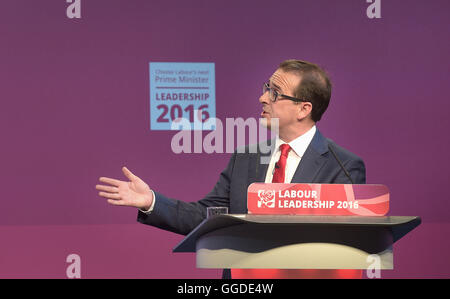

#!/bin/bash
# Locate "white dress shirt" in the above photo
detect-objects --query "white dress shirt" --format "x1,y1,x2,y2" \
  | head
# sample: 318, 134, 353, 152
141, 125, 317, 213
264, 125, 316, 183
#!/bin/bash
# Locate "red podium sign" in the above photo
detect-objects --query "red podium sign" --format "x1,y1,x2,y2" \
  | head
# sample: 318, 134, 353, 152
247, 183, 389, 216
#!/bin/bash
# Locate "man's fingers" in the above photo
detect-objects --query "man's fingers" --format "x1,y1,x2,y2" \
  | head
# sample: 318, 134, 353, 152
99, 177, 122, 187
122, 167, 136, 181
95, 185, 119, 193
98, 191, 121, 200
107, 199, 127, 206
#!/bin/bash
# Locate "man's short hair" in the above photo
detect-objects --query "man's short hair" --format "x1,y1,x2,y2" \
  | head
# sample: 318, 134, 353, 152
278, 59, 332, 122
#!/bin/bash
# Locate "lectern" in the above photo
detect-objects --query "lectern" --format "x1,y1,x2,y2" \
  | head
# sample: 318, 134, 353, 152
173, 214, 421, 270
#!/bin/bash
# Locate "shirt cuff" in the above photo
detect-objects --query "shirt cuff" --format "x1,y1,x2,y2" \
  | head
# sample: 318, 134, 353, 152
139, 190, 156, 214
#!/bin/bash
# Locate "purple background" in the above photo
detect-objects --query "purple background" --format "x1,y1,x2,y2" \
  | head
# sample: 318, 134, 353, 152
0, 0, 449, 278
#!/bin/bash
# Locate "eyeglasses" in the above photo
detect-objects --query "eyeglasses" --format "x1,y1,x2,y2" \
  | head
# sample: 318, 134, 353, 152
262, 82, 309, 103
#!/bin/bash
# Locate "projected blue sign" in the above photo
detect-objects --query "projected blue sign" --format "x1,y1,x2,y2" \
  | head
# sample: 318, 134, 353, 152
149, 62, 216, 130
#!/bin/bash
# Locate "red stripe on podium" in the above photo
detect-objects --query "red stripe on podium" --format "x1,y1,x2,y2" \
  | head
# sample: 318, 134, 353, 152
231, 269, 363, 279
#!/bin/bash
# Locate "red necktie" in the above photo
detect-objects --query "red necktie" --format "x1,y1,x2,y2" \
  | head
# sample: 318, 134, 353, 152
231, 143, 362, 279
272, 144, 291, 183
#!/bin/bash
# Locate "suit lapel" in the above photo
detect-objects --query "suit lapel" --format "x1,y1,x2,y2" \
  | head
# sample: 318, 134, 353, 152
291, 129, 329, 183
256, 153, 270, 182
247, 139, 275, 183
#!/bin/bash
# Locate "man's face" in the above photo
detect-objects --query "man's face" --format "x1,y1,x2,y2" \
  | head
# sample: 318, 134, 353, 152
259, 69, 302, 131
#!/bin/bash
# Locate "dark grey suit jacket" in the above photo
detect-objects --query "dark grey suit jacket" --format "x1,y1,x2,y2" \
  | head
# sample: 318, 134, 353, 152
137, 129, 366, 236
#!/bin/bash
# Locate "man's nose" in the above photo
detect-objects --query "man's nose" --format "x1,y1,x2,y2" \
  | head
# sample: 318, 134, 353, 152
259, 90, 270, 104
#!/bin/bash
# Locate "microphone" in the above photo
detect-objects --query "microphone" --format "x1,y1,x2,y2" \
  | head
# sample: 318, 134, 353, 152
272, 162, 280, 175
255, 152, 260, 181
328, 144, 354, 184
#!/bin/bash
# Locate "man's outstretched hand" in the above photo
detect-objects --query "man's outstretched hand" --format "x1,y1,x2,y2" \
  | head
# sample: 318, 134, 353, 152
96, 167, 153, 210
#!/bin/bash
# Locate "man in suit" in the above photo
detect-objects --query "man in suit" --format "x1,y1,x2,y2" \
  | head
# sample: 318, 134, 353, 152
96, 59, 366, 278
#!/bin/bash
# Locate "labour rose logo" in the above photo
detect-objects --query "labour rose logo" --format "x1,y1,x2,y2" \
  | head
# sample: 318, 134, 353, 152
257, 190, 276, 208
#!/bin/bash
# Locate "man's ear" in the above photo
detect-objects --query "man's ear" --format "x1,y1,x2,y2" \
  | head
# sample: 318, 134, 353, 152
297, 102, 313, 121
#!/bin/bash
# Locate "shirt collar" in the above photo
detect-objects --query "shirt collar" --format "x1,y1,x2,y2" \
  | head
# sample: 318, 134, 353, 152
275, 125, 316, 158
